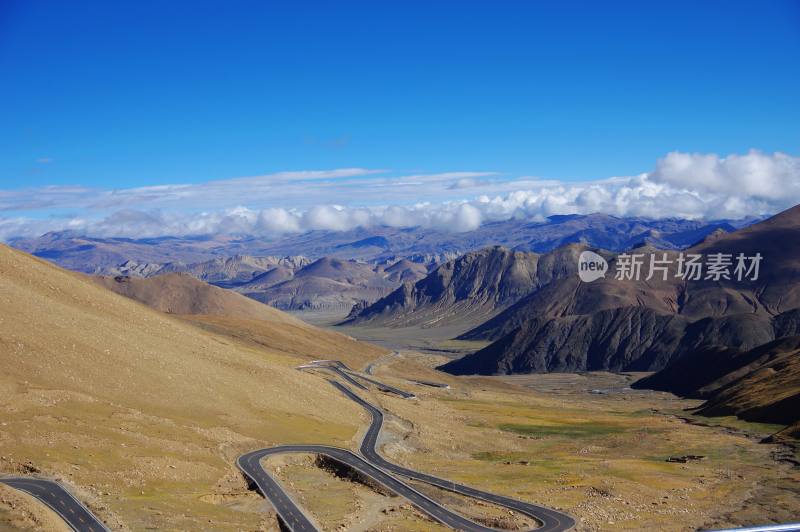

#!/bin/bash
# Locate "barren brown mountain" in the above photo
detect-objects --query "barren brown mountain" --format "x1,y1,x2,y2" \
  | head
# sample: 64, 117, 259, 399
635, 335, 800, 426
241, 256, 425, 312
443, 204, 800, 376
344, 244, 594, 329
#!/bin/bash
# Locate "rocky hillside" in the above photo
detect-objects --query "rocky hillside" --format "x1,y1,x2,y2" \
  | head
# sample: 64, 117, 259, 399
443, 307, 800, 374
634, 336, 800, 426
165, 254, 310, 284
441, 204, 800, 375
240, 257, 428, 312
342, 244, 603, 329
101, 254, 311, 285
462, 205, 800, 346
93, 254, 429, 313
342, 245, 584, 329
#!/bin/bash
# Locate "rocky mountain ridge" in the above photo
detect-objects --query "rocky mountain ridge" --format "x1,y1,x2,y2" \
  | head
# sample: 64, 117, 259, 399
439, 204, 800, 376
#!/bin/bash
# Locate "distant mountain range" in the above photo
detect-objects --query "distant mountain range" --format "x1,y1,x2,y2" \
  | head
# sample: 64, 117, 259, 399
238, 256, 428, 312
10, 213, 754, 272
9, 213, 755, 313
91, 255, 430, 313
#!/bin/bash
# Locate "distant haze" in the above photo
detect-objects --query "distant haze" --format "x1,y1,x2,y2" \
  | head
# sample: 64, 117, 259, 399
1, 150, 798, 241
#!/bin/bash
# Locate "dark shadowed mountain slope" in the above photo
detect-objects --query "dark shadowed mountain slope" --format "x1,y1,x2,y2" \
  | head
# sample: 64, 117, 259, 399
632, 330, 800, 397
458, 243, 681, 342
463, 204, 800, 342
442, 205, 800, 375
634, 335, 800, 426
442, 307, 799, 375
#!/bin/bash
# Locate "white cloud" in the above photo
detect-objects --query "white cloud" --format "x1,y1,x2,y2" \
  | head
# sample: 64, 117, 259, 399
0, 151, 798, 241
651, 150, 800, 201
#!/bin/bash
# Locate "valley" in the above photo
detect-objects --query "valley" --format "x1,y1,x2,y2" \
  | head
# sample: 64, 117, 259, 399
3, 207, 800, 531
4, 7, 799, 531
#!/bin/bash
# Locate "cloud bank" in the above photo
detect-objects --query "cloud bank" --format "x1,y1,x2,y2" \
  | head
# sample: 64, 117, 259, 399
1, 150, 798, 240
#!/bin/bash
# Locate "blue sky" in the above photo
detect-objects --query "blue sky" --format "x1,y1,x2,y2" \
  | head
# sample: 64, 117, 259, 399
0, 1, 799, 238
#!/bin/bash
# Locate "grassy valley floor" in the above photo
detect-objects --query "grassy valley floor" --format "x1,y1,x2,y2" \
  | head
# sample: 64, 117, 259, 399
314, 321, 800, 532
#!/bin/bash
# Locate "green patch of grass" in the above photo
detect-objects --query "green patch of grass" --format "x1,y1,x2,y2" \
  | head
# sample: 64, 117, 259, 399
690, 415, 785, 435
626, 409, 660, 417
498, 422, 625, 438
436, 339, 491, 351
472, 451, 535, 464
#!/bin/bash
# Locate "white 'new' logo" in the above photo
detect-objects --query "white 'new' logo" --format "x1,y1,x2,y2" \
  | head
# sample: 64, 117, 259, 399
578, 250, 608, 282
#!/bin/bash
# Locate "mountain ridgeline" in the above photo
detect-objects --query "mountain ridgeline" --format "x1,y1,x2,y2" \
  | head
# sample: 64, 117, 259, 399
91, 254, 431, 313
341, 245, 599, 329
11, 213, 750, 273
9, 213, 755, 316
439, 205, 800, 378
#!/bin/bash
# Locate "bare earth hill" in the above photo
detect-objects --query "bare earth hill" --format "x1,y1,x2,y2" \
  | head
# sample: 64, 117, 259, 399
94, 272, 301, 322
240, 256, 426, 312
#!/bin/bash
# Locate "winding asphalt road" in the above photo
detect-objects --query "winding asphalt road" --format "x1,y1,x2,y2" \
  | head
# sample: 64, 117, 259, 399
298, 362, 369, 391
7, 358, 572, 532
330, 380, 576, 532
305, 359, 425, 397
239, 361, 575, 532
411, 379, 451, 389
343, 370, 416, 398
0, 477, 109, 532
300, 360, 415, 397
239, 445, 526, 532
10, 356, 792, 532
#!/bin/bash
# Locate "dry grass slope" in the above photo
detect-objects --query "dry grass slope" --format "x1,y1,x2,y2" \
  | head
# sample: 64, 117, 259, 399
94, 272, 386, 368
0, 244, 383, 530
93, 272, 301, 323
